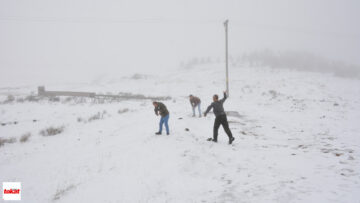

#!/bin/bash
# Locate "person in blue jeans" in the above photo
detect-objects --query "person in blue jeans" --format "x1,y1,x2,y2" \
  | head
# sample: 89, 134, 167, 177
189, 94, 201, 117
153, 101, 170, 135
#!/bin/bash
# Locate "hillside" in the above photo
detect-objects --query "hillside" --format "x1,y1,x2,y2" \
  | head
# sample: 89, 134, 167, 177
1, 65, 359, 202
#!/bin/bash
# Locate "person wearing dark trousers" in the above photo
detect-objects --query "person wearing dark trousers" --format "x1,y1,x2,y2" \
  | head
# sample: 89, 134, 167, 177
204, 91, 235, 144
153, 101, 170, 135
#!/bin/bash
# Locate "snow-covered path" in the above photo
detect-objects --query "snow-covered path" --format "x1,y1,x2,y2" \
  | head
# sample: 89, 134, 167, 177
1, 65, 359, 202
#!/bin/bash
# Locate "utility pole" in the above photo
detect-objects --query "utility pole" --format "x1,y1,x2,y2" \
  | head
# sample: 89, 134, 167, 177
224, 19, 229, 97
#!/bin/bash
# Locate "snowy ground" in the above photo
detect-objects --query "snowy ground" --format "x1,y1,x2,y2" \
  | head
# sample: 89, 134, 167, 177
1, 65, 359, 202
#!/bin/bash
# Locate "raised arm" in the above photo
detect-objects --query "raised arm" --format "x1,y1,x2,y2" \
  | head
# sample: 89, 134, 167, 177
220, 91, 227, 103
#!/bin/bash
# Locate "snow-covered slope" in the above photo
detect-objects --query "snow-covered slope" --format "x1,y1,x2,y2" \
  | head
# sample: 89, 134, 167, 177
1, 65, 359, 202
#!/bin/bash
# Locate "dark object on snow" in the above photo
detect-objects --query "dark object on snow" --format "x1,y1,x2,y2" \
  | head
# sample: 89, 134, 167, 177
178, 117, 183, 120
40, 126, 64, 136
20, 133, 31, 143
118, 109, 129, 114
0, 137, 17, 146
185, 128, 189, 131
13, 121, 18, 125
33, 119, 37, 122
1, 123, 6, 126
333, 103, 339, 106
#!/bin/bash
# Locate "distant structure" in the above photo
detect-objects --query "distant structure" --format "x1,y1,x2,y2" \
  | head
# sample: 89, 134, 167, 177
37, 86, 171, 101
38, 86, 96, 97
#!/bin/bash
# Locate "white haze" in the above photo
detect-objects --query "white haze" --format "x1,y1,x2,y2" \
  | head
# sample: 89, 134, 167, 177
0, 0, 359, 86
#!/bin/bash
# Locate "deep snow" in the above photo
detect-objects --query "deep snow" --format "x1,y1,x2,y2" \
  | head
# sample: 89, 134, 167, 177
0, 65, 359, 202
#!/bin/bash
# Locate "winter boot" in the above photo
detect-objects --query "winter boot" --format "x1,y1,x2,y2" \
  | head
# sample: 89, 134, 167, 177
229, 137, 235, 144
207, 138, 217, 142
155, 132, 161, 135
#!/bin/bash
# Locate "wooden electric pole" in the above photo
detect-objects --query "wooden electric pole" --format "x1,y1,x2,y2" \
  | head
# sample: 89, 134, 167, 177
224, 19, 229, 96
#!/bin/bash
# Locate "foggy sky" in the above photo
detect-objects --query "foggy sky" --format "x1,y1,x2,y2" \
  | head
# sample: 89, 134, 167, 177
1, 0, 359, 86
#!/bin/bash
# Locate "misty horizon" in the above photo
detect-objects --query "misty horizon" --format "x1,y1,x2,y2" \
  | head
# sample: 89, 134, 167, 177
1, 0, 359, 86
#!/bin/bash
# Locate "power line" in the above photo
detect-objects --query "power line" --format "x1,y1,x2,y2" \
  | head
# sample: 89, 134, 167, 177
0, 16, 359, 39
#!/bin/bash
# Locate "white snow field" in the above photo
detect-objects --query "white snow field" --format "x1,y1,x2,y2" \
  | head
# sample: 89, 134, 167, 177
1, 65, 359, 203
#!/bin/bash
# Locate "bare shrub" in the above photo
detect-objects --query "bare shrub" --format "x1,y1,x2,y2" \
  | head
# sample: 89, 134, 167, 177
92, 98, 105, 104
268, 90, 279, 99
40, 126, 65, 136
74, 97, 87, 104
118, 108, 129, 114
62, 97, 74, 104
53, 184, 76, 201
25, 95, 39, 102
88, 112, 102, 122
7, 95, 15, 102
20, 133, 31, 143
77, 111, 107, 123
16, 97, 25, 103
131, 73, 148, 80
60, 97, 89, 104
0, 137, 17, 147
49, 97, 60, 102
2, 95, 15, 104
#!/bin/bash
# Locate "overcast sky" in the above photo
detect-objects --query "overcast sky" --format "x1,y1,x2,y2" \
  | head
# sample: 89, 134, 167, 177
0, 0, 359, 86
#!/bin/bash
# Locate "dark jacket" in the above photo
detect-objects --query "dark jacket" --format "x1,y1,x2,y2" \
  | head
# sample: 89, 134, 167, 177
189, 96, 201, 107
204, 92, 227, 117
154, 102, 169, 117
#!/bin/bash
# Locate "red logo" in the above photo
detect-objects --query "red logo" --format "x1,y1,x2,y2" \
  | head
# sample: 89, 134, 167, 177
4, 189, 20, 194
3, 182, 21, 200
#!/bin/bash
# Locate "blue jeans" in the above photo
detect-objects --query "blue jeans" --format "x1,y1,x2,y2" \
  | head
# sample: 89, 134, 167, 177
192, 103, 201, 116
159, 114, 170, 134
